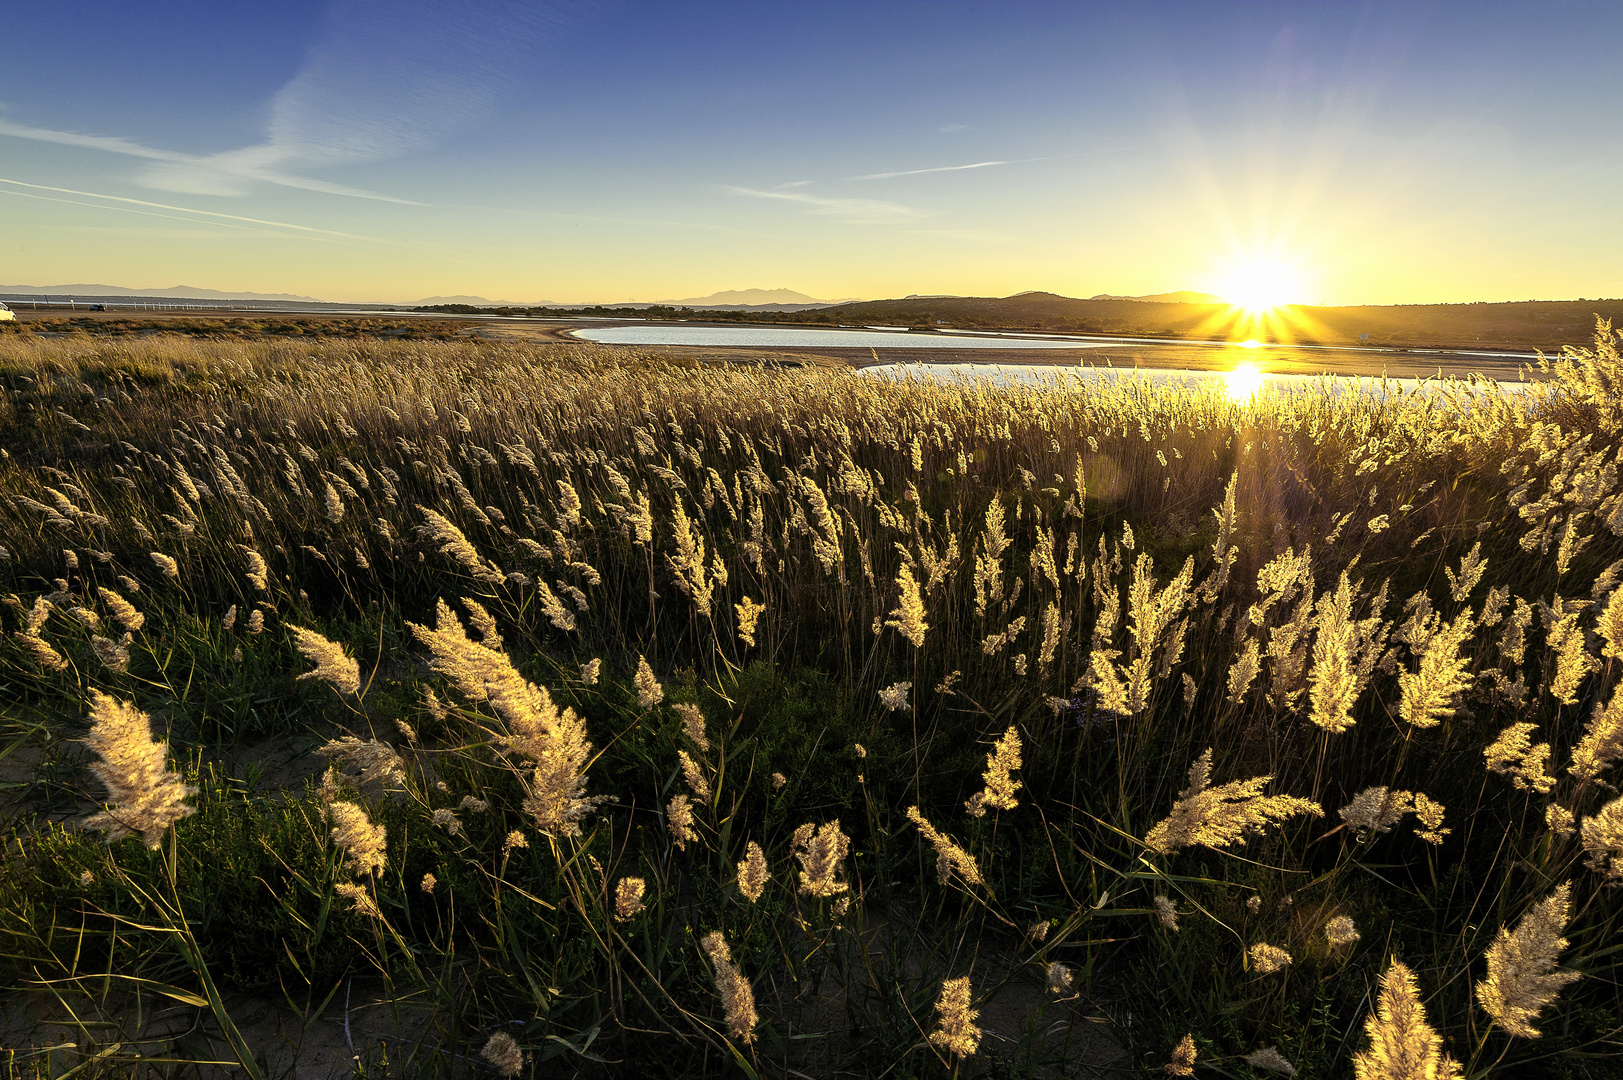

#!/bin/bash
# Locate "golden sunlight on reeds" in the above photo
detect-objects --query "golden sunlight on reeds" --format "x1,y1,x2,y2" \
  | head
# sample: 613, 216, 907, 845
2, 325, 1622, 1075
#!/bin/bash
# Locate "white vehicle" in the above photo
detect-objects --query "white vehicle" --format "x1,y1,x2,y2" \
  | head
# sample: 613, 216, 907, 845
0, 302, 14, 322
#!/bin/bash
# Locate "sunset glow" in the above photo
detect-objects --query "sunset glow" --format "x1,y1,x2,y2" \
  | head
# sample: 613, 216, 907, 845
1215, 258, 1308, 314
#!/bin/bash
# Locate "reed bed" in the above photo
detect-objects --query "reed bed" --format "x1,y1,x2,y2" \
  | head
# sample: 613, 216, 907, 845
0, 325, 1621, 1077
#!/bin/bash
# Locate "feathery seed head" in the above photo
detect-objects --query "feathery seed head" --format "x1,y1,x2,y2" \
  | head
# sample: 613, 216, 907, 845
738, 840, 769, 902
634, 655, 663, 708
966, 725, 1022, 816
614, 876, 646, 920
1244, 1047, 1297, 1076
1046, 962, 1073, 994
674, 702, 709, 750
735, 595, 765, 647
1326, 915, 1361, 949
579, 657, 601, 685
1146, 749, 1322, 855
289, 625, 361, 696
328, 801, 387, 877
793, 819, 852, 896
1581, 796, 1623, 883
91, 633, 131, 673
98, 588, 145, 632
1154, 895, 1180, 931
678, 749, 711, 801
1352, 960, 1461, 1080
1165, 1034, 1198, 1076
928, 977, 981, 1059
1475, 883, 1580, 1038
905, 806, 982, 886
481, 1032, 524, 1078
150, 552, 179, 580
700, 930, 759, 1044
878, 681, 912, 712
317, 737, 404, 790
334, 881, 381, 918
667, 793, 697, 850
1250, 943, 1292, 974
80, 691, 196, 848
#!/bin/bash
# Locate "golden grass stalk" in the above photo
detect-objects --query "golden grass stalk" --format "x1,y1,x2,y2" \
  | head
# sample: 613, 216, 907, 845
289, 625, 361, 696
1307, 571, 1361, 732
1398, 611, 1475, 728
1483, 722, 1556, 793
1352, 960, 1461, 1080
1145, 749, 1322, 855
678, 749, 711, 801
928, 976, 981, 1059
1475, 882, 1581, 1038
91, 633, 131, 673
905, 806, 982, 886
417, 506, 503, 583
408, 600, 605, 834
1569, 684, 1623, 782
700, 930, 758, 1044
80, 691, 196, 848
334, 881, 381, 917
885, 563, 929, 648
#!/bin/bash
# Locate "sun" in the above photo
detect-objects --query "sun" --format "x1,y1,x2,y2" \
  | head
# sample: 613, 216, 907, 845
1215, 257, 1306, 313
1223, 362, 1266, 402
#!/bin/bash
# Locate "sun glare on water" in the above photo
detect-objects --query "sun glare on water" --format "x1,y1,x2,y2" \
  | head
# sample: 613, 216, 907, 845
1223, 362, 1266, 401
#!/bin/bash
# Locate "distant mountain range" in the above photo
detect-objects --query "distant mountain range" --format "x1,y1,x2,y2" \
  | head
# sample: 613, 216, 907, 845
1, 283, 325, 302
1087, 290, 1221, 304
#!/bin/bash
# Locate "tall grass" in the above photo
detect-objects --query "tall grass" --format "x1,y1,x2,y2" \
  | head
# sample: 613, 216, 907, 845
1, 324, 1621, 1077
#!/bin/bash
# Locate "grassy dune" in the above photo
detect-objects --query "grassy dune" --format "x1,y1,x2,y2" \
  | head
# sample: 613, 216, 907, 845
1, 326, 1622, 1078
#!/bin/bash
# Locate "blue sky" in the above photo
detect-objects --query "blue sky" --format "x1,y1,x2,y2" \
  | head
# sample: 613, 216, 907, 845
3, 0, 1621, 304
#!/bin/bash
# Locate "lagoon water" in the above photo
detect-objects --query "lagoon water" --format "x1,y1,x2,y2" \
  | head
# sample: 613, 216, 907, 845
571, 325, 1109, 350
860, 362, 1527, 397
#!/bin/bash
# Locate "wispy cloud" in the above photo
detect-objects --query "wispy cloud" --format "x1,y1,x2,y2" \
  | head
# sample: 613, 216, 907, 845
0, 119, 419, 204
0, 177, 384, 242
727, 186, 928, 225
849, 160, 1010, 181
0, 1, 580, 201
